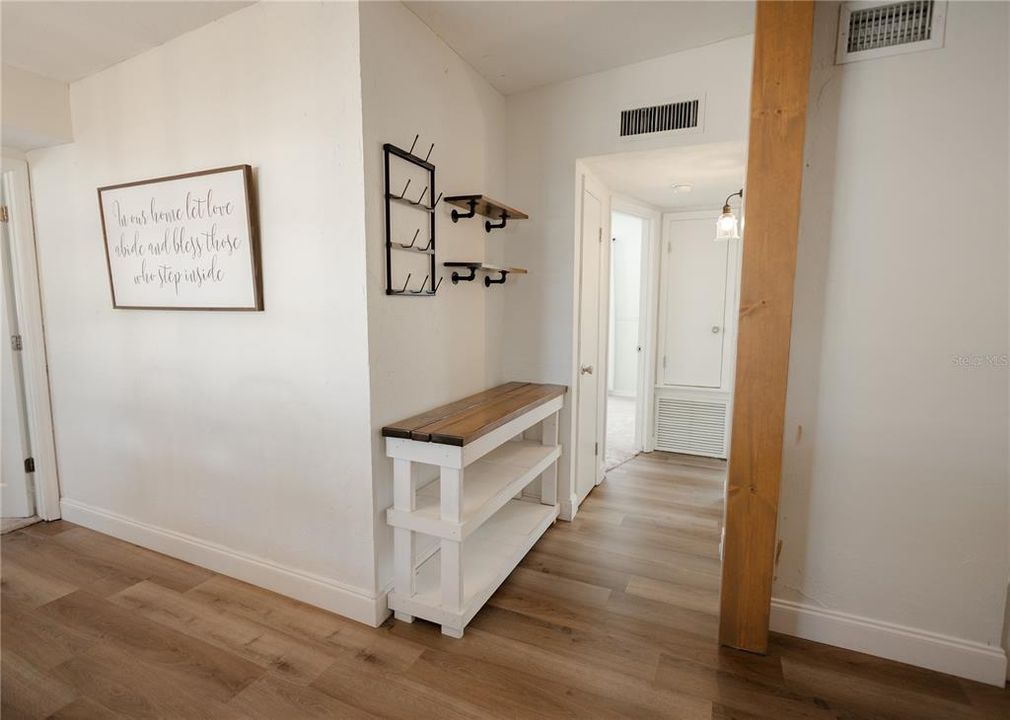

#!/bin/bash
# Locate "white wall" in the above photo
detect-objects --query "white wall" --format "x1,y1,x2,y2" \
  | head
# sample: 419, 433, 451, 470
502, 36, 754, 514
1, 64, 72, 151
26, 3, 383, 623
357, 1, 508, 591
775, 1, 1009, 684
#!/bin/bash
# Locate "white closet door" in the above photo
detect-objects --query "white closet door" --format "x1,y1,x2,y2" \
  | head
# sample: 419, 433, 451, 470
1, 182, 32, 518
659, 216, 730, 389
575, 186, 603, 504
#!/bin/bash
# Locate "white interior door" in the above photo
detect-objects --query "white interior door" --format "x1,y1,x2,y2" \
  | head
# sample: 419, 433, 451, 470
1, 181, 34, 519
660, 216, 731, 388
575, 184, 603, 504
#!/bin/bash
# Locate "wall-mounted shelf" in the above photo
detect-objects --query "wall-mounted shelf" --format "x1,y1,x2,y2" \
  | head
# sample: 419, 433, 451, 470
445, 195, 528, 233
443, 262, 528, 286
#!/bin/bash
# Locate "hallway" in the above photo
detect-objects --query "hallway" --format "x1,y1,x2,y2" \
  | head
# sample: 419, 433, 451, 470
605, 394, 638, 469
2, 453, 1006, 719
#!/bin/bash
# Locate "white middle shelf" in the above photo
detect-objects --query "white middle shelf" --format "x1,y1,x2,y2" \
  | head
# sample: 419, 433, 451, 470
386, 440, 561, 541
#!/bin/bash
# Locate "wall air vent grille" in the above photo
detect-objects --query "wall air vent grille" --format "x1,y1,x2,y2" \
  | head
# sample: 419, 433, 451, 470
620, 99, 699, 137
837, 1, 946, 64
654, 397, 727, 459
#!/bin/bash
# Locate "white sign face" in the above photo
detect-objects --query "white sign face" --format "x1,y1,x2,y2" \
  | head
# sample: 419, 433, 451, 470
98, 165, 262, 310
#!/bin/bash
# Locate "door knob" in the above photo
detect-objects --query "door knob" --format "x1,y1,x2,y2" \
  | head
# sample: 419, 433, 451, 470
580, 365, 594, 375
711, 326, 721, 334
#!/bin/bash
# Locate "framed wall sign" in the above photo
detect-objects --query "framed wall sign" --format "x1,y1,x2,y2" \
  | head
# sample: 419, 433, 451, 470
97, 165, 263, 310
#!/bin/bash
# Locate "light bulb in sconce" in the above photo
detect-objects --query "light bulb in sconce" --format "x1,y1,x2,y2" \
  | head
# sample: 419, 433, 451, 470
715, 188, 743, 241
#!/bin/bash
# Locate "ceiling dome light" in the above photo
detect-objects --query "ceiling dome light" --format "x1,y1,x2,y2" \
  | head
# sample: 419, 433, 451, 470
715, 188, 743, 241
671, 183, 693, 193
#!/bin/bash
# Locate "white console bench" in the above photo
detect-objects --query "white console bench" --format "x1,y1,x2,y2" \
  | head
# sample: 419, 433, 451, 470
382, 382, 566, 638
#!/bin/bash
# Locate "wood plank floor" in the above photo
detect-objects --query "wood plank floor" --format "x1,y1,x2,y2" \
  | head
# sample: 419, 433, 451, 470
3, 452, 1007, 718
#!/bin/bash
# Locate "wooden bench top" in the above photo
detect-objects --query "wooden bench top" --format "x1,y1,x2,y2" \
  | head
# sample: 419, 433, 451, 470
382, 382, 567, 447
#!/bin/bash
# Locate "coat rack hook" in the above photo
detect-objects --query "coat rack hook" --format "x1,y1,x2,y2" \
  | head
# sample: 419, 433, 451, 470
433, 276, 444, 292
397, 228, 420, 249
419, 235, 434, 252
396, 178, 412, 199
395, 273, 412, 294
485, 211, 508, 233
451, 198, 477, 223
411, 274, 430, 294
414, 185, 429, 206
408, 134, 419, 155
431, 192, 443, 209
424, 143, 435, 162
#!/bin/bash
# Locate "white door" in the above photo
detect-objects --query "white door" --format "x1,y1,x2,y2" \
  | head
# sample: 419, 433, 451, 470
1, 180, 34, 518
575, 184, 604, 504
660, 216, 731, 388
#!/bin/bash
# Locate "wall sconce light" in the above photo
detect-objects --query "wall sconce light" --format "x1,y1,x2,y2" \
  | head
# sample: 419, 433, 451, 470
715, 188, 743, 241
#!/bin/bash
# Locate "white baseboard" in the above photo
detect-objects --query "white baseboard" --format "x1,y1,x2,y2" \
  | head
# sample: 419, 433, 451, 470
770, 597, 1007, 687
560, 493, 579, 522
60, 498, 390, 628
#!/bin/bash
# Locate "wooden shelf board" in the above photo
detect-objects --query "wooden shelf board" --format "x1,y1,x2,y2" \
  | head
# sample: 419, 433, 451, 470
382, 382, 529, 440
443, 262, 528, 274
382, 382, 565, 446
387, 499, 558, 628
386, 441, 561, 540
444, 195, 528, 221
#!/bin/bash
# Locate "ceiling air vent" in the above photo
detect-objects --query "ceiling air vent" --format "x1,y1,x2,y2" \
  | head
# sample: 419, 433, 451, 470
836, 1, 946, 64
620, 99, 700, 138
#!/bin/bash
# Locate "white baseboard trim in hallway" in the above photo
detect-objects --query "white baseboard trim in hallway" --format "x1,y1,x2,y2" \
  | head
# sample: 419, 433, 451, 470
60, 498, 389, 628
770, 597, 1008, 687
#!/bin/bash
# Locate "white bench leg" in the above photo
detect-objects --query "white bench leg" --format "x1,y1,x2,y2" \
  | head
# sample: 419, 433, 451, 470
393, 458, 416, 624
441, 624, 464, 638
440, 466, 464, 635
540, 411, 559, 506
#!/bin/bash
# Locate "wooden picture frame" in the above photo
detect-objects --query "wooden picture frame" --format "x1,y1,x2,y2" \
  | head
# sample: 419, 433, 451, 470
97, 164, 263, 311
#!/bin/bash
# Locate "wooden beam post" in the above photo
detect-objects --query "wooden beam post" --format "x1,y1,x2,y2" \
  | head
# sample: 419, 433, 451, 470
719, 0, 815, 653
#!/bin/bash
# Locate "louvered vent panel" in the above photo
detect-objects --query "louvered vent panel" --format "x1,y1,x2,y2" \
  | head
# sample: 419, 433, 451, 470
837, 1, 945, 63
848, 0, 933, 51
620, 99, 699, 137
654, 397, 727, 459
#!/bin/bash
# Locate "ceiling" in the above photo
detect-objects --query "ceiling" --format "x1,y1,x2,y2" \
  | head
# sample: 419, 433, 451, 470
1, 1, 253, 83
584, 142, 747, 211
404, 1, 754, 95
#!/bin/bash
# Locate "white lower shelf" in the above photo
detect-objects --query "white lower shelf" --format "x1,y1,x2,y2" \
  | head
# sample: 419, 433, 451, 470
386, 440, 561, 540
387, 498, 558, 629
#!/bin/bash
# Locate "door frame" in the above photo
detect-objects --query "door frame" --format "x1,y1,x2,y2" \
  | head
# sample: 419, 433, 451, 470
2, 150, 61, 521
608, 196, 661, 454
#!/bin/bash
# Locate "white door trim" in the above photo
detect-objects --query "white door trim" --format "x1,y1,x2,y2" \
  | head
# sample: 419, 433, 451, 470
2, 151, 61, 520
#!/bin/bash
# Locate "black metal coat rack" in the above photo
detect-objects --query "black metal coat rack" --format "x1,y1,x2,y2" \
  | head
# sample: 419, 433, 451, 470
384, 136, 443, 296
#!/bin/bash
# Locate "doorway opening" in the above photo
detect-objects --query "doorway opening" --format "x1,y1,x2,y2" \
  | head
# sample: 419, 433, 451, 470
605, 208, 647, 469
580, 142, 747, 480
571, 141, 748, 622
